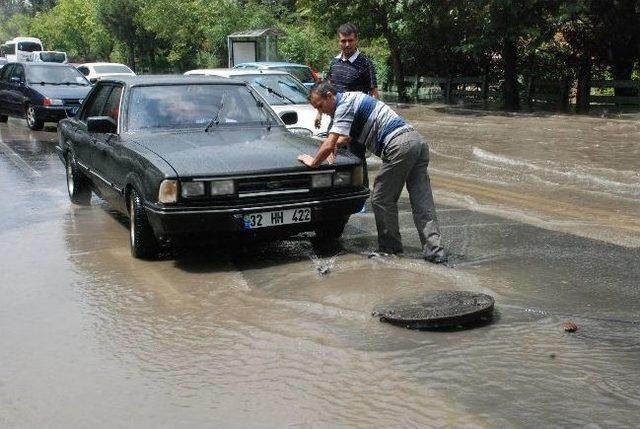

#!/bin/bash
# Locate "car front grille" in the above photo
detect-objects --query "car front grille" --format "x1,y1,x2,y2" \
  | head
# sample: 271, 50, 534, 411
236, 174, 311, 197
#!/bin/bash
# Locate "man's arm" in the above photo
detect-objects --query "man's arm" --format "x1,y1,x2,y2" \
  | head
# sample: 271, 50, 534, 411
298, 133, 349, 168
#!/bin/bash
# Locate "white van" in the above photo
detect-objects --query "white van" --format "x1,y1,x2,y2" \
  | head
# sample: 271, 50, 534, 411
2, 37, 44, 62
31, 50, 68, 63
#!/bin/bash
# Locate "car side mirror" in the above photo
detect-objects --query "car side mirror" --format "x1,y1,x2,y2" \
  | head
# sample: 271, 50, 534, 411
87, 116, 117, 134
279, 111, 298, 125
89, 77, 97, 84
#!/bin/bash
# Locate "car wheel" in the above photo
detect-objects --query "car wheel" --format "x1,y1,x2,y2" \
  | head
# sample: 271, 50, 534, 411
314, 217, 349, 243
65, 152, 91, 205
129, 188, 159, 259
0, 114, 7, 123
25, 104, 44, 131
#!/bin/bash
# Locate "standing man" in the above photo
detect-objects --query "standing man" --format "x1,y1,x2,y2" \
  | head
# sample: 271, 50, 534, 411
299, 82, 447, 264
316, 23, 378, 188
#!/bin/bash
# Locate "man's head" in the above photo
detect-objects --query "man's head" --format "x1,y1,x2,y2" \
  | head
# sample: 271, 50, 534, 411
337, 23, 358, 58
309, 81, 337, 116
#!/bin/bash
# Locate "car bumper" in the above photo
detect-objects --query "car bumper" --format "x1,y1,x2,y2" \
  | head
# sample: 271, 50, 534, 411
34, 105, 77, 123
144, 189, 369, 242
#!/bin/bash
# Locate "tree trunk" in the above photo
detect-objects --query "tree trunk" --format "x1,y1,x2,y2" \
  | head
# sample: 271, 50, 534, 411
611, 59, 637, 97
375, 6, 406, 101
576, 56, 592, 114
502, 37, 520, 111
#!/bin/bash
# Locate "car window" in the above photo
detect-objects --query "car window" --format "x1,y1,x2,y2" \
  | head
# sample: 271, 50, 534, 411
81, 85, 113, 120
103, 85, 123, 122
27, 65, 89, 85
242, 74, 309, 105
0, 64, 13, 81
277, 66, 314, 84
77, 66, 90, 76
94, 65, 133, 74
38, 52, 66, 63
127, 84, 278, 132
10, 65, 24, 82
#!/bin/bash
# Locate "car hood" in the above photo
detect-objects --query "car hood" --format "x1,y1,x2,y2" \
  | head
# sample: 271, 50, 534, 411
130, 127, 358, 177
271, 104, 331, 136
29, 84, 92, 99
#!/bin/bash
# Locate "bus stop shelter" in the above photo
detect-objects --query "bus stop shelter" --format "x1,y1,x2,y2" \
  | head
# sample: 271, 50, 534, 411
227, 28, 284, 67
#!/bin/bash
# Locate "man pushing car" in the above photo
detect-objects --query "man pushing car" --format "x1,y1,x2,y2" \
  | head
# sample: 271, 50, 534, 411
297, 81, 447, 264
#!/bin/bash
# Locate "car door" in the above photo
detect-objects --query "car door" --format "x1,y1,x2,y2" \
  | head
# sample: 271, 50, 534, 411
6, 64, 25, 115
0, 64, 13, 116
89, 84, 124, 208
73, 83, 112, 183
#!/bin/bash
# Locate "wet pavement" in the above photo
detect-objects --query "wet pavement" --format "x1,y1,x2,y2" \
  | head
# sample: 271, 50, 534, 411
1, 110, 639, 428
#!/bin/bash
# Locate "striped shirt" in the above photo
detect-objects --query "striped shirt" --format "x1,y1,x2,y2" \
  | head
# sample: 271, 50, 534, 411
326, 50, 377, 94
329, 92, 413, 156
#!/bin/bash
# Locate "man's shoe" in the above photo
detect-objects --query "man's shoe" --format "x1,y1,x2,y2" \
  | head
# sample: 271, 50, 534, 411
368, 249, 401, 259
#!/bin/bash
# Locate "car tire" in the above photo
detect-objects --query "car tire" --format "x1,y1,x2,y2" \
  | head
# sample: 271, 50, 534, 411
314, 217, 349, 243
65, 152, 91, 205
129, 188, 159, 260
25, 104, 44, 131
0, 114, 7, 123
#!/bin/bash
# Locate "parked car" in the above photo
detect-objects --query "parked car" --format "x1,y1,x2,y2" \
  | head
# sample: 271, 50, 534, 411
76, 62, 135, 83
184, 68, 330, 135
31, 50, 68, 63
57, 75, 368, 259
233, 62, 318, 89
0, 62, 92, 130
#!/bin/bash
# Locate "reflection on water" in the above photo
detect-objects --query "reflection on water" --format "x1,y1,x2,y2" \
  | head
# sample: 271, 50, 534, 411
1, 111, 639, 427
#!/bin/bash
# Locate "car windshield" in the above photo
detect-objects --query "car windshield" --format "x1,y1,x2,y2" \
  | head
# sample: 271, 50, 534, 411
27, 65, 89, 85
17, 42, 42, 52
275, 66, 314, 84
242, 74, 309, 105
38, 52, 66, 63
94, 65, 132, 74
127, 83, 278, 132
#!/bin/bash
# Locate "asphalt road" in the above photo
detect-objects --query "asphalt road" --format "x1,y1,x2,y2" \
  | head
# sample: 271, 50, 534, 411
1, 112, 639, 428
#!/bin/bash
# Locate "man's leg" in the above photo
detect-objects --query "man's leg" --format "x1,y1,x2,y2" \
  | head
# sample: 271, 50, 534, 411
405, 138, 444, 260
371, 135, 418, 253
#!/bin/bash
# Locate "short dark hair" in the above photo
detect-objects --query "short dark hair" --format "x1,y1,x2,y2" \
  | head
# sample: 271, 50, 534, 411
309, 81, 336, 99
337, 23, 358, 37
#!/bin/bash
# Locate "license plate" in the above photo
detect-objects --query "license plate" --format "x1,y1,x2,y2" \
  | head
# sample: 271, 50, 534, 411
243, 207, 311, 229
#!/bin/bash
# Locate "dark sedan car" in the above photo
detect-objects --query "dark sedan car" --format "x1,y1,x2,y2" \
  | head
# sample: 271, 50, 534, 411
57, 75, 369, 259
0, 62, 91, 130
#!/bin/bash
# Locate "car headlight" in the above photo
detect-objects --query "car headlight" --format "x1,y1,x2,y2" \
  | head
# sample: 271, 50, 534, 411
311, 173, 332, 188
333, 170, 352, 186
352, 165, 364, 186
210, 179, 235, 196
158, 179, 178, 203
181, 181, 205, 198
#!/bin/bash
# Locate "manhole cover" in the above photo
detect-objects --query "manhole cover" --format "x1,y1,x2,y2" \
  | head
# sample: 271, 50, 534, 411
372, 291, 495, 330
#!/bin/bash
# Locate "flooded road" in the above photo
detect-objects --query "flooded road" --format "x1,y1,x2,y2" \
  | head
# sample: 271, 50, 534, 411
1, 109, 639, 428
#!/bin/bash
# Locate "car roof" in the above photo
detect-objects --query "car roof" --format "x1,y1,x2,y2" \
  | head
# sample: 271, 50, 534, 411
185, 68, 292, 77
235, 62, 310, 68
79, 62, 131, 68
98, 74, 242, 86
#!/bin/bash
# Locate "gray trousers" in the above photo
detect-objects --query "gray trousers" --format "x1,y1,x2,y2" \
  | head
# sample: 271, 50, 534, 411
371, 130, 444, 258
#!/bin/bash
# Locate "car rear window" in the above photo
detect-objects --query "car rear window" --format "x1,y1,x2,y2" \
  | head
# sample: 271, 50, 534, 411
94, 65, 133, 74
27, 65, 89, 85
17, 42, 42, 52
127, 84, 279, 132
38, 52, 66, 63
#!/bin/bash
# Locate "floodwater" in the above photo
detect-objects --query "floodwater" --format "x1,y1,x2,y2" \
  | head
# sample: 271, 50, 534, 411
1, 108, 639, 428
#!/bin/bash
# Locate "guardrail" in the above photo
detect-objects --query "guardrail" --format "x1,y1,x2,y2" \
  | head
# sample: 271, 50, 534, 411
381, 75, 640, 109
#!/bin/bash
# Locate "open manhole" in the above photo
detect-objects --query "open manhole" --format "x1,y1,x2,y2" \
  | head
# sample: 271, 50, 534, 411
372, 291, 495, 330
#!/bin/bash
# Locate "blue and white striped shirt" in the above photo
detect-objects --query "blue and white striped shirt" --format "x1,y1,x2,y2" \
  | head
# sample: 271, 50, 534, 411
329, 92, 413, 156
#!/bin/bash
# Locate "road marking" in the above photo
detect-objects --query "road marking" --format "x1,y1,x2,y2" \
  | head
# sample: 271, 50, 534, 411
0, 137, 42, 177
